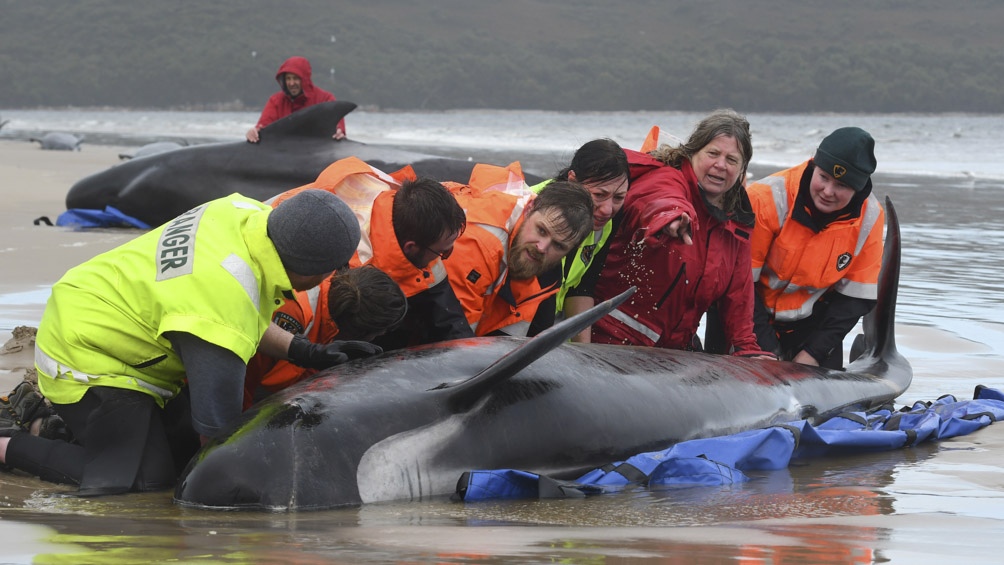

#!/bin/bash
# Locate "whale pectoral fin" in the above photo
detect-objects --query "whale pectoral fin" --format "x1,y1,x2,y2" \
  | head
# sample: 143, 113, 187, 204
437, 287, 637, 412
117, 166, 161, 200
259, 100, 357, 140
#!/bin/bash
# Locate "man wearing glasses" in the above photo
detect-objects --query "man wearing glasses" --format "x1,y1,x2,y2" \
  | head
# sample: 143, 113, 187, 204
269, 161, 472, 351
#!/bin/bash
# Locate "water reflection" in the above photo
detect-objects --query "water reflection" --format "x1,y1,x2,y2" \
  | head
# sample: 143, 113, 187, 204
0, 287, 53, 331
0, 437, 949, 562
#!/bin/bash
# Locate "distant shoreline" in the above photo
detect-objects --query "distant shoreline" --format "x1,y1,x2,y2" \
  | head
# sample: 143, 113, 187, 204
3, 104, 999, 115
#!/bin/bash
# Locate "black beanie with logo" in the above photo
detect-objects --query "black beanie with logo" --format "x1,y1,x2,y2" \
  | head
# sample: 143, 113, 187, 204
813, 127, 877, 192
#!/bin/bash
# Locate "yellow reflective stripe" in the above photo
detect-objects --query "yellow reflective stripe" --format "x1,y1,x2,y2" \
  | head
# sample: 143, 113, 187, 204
765, 175, 789, 230
427, 257, 449, 285
221, 253, 260, 313
855, 195, 882, 255
303, 285, 322, 335
356, 235, 374, 265
834, 279, 878, 300
475, 222, 510, 296
35, 347, 93, 384
36, 347, 175, 400
751, 176, 787, 282
132, 380, 175, 400
773, 288, 827, 322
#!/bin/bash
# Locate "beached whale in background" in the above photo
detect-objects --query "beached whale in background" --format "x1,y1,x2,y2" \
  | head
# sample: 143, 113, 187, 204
175, 198, 908, 512
117, 140, 188, 161
30, 132, 84, 151
64, 101, 532, 227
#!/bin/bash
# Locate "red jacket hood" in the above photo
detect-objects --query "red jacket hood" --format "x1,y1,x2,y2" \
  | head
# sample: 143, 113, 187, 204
275, 56, 317, 99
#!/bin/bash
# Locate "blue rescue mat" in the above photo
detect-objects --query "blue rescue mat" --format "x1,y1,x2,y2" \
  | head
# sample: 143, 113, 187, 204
56, 206, 150, 229
456, 385, 1004, 501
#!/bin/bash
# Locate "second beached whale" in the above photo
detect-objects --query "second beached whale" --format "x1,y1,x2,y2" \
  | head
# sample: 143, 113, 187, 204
65, 101, 533, 227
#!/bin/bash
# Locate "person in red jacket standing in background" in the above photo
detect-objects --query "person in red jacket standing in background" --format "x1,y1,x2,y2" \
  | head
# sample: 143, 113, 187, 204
246, 56, 345, 143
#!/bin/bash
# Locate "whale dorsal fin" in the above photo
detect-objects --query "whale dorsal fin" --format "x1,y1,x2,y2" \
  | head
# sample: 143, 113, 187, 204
259, 100, 357, 141
437, 286, 636, 412
855, 196, 903, 364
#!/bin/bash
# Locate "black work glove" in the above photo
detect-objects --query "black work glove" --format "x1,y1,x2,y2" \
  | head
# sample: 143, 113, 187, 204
287, 334, 383, 370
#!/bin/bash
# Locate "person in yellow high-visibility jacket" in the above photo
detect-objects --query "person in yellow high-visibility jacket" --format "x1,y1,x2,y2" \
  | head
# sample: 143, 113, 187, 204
0, 190, 378, 495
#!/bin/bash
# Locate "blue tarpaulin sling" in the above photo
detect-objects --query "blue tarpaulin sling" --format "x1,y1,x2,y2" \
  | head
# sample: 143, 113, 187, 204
456, 386, 1004, 502
56, 206, 150, 229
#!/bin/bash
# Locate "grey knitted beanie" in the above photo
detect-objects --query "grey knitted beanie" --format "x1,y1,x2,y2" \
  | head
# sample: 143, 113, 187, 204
267, 189, 361, 275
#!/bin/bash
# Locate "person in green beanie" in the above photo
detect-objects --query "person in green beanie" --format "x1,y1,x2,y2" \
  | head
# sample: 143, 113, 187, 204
735, 126, 886, 368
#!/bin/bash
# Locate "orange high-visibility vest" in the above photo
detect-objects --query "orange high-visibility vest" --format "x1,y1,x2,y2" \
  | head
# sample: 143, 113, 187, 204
243, 278, 342, 409
748, 161, 885, 323
271, 157, 448, 298
445, 164, 556, 337
364, 190, 450, 297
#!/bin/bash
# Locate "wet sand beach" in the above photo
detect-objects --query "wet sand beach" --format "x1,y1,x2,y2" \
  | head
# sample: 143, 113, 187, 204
1, 138, 1003, 563
0, 140, 137, 338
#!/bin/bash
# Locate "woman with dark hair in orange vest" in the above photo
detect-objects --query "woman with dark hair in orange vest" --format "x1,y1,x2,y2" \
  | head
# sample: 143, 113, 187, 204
243, 265, 407, 409
744, 127, 885, 368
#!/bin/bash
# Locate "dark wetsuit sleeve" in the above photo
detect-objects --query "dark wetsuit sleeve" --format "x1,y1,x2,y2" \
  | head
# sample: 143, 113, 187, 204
167, 332, 246, 439
753, 286, 782, 355
527, 294, 556, 336
801, 293, 876, 364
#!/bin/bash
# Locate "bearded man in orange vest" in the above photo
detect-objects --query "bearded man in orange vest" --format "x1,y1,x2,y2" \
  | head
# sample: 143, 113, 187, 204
745, 127, 885, 368
446, 180, 594, 337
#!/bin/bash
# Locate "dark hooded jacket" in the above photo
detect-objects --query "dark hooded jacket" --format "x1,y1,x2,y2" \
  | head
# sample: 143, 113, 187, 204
254, 56, 344, 133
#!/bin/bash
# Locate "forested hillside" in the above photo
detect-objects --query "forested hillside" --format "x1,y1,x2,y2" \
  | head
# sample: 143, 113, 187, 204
3, 0, 1003, 112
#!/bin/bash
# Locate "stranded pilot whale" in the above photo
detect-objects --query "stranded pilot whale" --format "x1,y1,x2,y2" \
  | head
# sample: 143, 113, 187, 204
65, 101, 535, 227
30, 132, 84, 151
174, 198, 908, 512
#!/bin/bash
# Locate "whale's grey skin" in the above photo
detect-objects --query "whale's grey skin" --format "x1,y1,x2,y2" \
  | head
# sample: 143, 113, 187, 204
118, 141, 188, 161
65, 101, 535, 227
174, 198, 907, 512
30, 132, 83, 151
